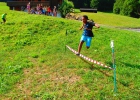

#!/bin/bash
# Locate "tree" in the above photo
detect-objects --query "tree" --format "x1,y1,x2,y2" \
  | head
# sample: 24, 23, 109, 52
59, 0, 74, 18
138, 0, 140, 15
90, 0, 99, 9
113, 0, 125, 14
121, 0, 139, 17
98, 0, 115, 11
69, 0, 90, 8
70, 0, 115, 11
113, 0, 140, 18
90, 0, 115, 11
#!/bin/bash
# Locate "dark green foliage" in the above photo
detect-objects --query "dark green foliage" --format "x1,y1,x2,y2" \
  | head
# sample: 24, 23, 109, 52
59, 0, 74, 18
98, 0, 115, 11
113, 0, 140, 18
90, 0, 99, 9
69, 0, 90, 8
113, 0, 125, 14
70, 0, 115, 11
121, 0, 139, 17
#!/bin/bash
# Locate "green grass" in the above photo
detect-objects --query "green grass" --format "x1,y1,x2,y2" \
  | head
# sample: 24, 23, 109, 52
74, 9, 81, 13
77, 12, 140, 28
0, 2, 9, 10
0, 2, 140, 100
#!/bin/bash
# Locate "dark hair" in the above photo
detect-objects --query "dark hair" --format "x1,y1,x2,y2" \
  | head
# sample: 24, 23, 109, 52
83, 15, 88, 20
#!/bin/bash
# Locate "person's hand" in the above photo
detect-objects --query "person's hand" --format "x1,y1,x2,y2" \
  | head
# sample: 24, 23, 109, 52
80, 27, 83, 30
95, 23, 100, 28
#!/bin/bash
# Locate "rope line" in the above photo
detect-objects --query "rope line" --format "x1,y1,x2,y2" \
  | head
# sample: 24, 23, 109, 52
66, 45, 113, 70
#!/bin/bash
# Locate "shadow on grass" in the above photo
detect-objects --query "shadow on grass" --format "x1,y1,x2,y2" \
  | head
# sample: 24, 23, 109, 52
121, 62, 140, 69
106, 61, 113, 68
78, 56, 133, 89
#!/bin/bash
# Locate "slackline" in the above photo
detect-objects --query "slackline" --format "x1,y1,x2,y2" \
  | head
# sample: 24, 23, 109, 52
66, 45, 113, 70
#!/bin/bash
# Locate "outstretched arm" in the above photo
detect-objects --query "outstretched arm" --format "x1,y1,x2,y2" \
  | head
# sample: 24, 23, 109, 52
80, 25, 83, 30
95, 23, 100, 28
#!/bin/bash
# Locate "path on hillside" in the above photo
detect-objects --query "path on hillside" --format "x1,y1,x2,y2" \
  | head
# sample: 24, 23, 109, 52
123, 28, 140, 32
100, 24, 140, 32
64, 13, 140, 32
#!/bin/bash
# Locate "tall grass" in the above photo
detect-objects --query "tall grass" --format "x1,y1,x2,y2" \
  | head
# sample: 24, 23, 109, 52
0, 2, 140, 100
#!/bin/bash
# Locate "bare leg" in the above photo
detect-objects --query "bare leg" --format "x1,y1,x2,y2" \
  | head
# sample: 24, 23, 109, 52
78, 41, 84, 54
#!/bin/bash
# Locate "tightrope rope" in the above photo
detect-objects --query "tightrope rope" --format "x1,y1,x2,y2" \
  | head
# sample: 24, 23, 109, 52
66, 45, 113, 70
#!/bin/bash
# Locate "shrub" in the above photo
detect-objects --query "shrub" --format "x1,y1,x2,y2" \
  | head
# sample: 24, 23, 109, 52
121, 0, 140, 18
90, 0, 99, 9
59, 0, 74, 18
113, 0, 125, 14
113, 0, 140, 18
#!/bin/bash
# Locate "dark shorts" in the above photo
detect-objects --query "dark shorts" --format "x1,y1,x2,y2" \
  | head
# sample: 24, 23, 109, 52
2, 18, 6, 22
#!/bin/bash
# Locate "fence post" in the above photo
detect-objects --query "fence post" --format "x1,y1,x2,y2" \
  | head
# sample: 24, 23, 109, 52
111, 40, 117, 93
65, 30, 68, 52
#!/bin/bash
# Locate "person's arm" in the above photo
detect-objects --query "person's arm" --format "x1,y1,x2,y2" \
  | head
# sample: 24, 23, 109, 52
4, 14, 6, 19
85, 22, 100, 30
95, 23, 100, 28
80, 24, 84, 30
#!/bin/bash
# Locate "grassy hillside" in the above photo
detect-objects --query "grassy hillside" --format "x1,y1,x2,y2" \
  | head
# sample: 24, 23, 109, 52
75, 11, 140, 28
0, 3, 140, 100
0, 2, 9, 10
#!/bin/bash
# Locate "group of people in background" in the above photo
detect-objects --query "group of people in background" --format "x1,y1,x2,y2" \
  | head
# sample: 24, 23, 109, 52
1, 2, 58, 24
27, 2, 57, 17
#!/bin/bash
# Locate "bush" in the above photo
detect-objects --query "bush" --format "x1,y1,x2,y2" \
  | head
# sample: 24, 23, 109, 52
97, 0, 115, 11
90, 0, 99, 9
113, 0, 125, 14
59, 0, 74, 18
113, 0, 140, 18
121, 0, 139, 18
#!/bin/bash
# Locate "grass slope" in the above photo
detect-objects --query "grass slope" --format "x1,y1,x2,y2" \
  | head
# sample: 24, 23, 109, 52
76, 11, 140, 28
0, 3, 140, 100
0, 2, 9, 10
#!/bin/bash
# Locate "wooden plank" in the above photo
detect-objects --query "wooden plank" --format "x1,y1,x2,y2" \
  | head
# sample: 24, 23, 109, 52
80, 8, 97, 13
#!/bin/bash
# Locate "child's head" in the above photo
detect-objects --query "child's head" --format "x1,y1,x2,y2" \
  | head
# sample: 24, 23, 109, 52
82, 15, 88, 23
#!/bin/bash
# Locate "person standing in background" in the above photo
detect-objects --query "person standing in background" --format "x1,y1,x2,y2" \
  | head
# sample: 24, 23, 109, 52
27, 2, 30, 14
53, 6, 57, 17
1, 13, 7, 24
47, 6, 51, 16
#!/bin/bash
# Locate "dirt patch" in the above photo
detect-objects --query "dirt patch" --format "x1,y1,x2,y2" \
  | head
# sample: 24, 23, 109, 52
99, 24, 140, 32
7, 64, 81, 99
65, 13, 82, 21
123, 28, 140, 32
50, 72, 81, 84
